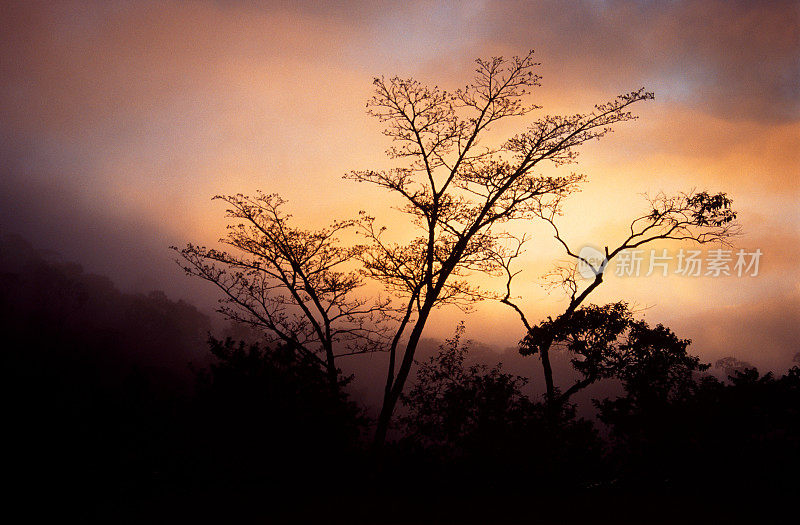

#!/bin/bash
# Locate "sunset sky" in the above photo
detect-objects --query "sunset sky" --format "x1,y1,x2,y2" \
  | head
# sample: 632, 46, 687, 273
2, 0, 798, 371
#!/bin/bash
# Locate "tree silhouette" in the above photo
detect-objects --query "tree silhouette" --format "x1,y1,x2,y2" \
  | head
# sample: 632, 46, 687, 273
174, 193, 391, 388
589, 317, 712, 487
521, 302, 709, 417
399, 323, 601, 487
598, 357, 800, 495
348, 52, 660, 445
400, 323, 532, 453
714, 356, 755, 378
504, 190, 737, 406
191, 337, 365, 483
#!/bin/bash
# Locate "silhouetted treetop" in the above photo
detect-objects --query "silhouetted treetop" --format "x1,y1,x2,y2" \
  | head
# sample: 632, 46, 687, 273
174, 192, 392, 387
522, 302, 708, 405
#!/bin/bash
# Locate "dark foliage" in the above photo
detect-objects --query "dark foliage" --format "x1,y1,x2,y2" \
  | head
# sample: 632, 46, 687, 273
599, 363, 800, 495
522, 302, 709, 408
399, 324, 602, 490
3, 233, 798, 523
188, 337, 365, 483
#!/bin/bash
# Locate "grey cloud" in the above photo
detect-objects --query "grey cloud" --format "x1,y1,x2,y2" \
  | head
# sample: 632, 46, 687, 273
480, 0, 800, 123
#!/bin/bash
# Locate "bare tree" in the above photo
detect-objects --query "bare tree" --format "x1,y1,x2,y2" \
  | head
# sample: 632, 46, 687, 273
502, 190, 738, 406
347, 51, 656, 445
173, 193, 390, 389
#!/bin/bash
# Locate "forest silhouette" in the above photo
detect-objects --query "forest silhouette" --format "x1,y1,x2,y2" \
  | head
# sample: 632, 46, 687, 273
3, 232, 799, 523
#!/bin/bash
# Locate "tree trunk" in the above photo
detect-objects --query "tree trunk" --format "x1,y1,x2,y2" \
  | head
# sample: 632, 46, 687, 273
540, 344, 556, 404
372, 303, 434, 448
323, 341, 339, 395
